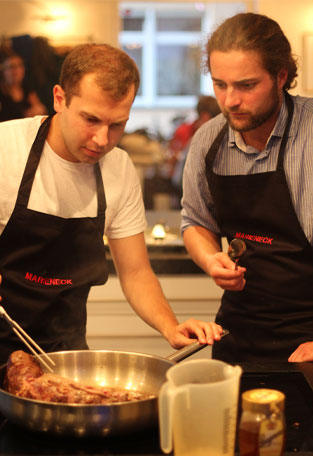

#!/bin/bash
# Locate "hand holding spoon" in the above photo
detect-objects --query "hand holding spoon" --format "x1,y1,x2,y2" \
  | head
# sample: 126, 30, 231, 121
227, 238, 246, 270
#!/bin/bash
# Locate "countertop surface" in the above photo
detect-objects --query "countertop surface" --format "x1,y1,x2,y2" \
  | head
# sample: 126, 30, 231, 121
104, 209, 206, 275
105, 244, 205, 275
1, 362, 313, 455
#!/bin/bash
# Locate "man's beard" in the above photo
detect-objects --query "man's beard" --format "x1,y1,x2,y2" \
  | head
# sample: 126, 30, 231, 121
223, 83, 280, 132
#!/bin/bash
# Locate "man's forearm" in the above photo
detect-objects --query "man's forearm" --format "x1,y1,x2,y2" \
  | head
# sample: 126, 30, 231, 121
183, 225, 222, 273
108, 233, 224, 349
119, 266, 179, 340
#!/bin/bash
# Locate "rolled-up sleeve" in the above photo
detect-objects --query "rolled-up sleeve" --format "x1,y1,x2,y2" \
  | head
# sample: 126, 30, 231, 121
181, 121, 222, 236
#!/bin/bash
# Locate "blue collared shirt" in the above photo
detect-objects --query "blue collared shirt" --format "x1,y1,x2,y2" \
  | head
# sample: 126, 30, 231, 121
181, 94, 313, 243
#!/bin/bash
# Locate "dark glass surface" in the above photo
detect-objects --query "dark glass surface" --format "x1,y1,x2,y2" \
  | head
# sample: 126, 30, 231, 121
1, 368, 313, 455
238, 371, 313, 453
0, 417, 162, 455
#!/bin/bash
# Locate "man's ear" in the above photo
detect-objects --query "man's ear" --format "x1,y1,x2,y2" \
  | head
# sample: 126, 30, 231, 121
53, 85, 66, 113
277, 68, 288, 90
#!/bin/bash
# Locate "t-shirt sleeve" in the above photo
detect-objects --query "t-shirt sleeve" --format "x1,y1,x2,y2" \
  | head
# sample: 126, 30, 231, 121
103, 149, 147, 239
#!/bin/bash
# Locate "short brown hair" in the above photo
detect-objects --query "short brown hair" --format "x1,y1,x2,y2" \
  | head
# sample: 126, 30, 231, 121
196, 95, 220, 118
59, 43, 140, 104
206, 13, 298, 90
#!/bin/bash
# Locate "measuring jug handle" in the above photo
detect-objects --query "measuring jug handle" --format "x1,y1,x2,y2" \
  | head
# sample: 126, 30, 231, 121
158, 381, 175, 454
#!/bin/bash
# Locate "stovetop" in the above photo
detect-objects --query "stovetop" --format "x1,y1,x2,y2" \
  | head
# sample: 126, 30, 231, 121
0, 417, 162, 456
1, 363, 313, 455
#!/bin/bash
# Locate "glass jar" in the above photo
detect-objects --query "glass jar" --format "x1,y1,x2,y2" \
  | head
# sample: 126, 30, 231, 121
239, 388, 286, 456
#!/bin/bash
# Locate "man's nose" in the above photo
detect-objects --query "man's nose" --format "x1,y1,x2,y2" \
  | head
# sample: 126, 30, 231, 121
93, 126, 109, 147
224, 88, 241, 109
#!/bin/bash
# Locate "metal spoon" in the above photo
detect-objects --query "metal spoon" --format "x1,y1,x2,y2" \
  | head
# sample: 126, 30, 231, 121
227, 238, 246, 269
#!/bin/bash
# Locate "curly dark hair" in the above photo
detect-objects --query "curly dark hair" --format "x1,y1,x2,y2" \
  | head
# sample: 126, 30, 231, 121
205, 13, 298, 90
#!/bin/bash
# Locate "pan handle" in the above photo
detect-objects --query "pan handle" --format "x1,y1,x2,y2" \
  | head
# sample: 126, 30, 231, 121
166, 329, 229, 363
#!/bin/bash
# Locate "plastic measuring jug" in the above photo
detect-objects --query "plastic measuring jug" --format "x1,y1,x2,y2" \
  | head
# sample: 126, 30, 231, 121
158, 358, 242, 456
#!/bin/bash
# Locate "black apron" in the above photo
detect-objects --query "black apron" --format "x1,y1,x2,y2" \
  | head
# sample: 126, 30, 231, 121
0, 116, 109, 364
205, 92, 313, 362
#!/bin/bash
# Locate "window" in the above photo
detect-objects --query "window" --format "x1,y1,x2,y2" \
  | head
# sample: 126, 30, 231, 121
119, 2, 248, 109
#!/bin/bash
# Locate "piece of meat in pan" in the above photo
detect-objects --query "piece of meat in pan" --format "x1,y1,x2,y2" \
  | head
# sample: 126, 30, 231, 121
3, 350, 155, 404
3, 350, 42, 393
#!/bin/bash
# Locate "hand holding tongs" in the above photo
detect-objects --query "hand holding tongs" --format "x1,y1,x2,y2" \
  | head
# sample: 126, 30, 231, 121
0, 305, 55, 372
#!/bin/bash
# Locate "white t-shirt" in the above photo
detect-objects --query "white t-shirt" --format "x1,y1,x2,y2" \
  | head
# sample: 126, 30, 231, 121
0, 116, 146, 238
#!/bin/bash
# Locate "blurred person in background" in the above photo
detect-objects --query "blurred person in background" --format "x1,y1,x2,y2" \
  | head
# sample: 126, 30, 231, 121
0, 49, 47, 121
30, 37, 66, 115
169, 95, 221, 171
141, 96, 220, 210
170, 95, 221, 197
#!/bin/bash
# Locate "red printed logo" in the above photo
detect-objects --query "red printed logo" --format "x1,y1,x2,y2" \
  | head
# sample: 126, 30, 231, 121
235, 232, 274, 245
25, 272, 72, 285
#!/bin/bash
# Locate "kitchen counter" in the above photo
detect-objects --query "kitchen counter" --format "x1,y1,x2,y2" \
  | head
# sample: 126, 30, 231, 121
104, 210, 205, 275
105, 244, 205, 275
1, 362, 313, 455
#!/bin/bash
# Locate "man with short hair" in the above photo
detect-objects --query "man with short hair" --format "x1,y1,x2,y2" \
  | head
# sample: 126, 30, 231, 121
181, 13, 313, 362
169, 95, 221, 199
170, 95, 221, 158
0, 43, 222, 364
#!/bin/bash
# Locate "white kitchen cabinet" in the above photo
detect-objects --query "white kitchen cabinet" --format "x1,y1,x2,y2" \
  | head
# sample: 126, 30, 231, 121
86, 275, 223, 358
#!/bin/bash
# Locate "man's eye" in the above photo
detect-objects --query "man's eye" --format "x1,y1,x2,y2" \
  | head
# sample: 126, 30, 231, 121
83, 115, 98, 123
240, 83, 256, 90
213, 81, 226, 89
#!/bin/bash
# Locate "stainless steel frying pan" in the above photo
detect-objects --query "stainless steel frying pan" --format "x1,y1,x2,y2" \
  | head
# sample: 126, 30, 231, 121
0, 333, 228, 437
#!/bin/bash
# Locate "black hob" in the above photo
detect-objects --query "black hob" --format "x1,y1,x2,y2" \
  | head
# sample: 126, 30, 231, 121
1, 362, 313, 456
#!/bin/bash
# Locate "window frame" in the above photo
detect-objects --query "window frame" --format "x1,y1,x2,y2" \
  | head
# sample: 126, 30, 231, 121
119, 1, 248, 108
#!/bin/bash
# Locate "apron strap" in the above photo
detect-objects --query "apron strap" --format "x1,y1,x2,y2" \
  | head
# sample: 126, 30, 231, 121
94, 162, 106, 235
277, 91, 294, 170
17, 116, 52, 207
205, 122, 228, 173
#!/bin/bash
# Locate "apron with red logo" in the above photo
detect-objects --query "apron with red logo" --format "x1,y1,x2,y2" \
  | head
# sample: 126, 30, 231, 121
0, 116, 108, 364
205, 92, 313, 362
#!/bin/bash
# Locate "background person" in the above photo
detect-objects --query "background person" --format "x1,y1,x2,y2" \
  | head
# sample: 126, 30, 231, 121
29, 36, 66, 115
168, 95, 221, 177
0, 43, 222, 365
140, 96, 220, 210
170, 95, 221, 195
181, 13, 313, 363
0, 48, 47, 121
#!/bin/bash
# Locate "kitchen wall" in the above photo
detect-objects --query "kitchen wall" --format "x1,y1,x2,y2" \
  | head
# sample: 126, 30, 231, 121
258, 0, 313, 97
0, 0, 119, 47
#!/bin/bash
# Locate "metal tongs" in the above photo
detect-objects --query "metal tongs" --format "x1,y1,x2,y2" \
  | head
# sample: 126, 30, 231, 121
0, 305, 55, 372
